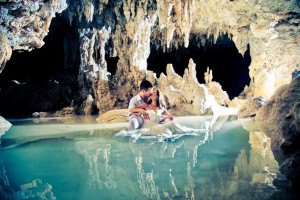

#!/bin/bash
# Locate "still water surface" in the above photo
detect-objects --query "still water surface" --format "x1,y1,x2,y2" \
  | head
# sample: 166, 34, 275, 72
0, 116, 284, 199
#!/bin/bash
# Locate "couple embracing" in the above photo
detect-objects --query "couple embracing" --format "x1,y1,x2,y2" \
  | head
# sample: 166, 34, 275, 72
128, 80, 199, 136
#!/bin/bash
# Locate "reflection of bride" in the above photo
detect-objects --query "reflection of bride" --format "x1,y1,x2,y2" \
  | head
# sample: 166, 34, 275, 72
133, 90, 203, 136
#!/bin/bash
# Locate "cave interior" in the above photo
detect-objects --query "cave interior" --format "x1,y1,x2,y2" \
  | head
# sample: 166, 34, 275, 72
0, 9, 251, 117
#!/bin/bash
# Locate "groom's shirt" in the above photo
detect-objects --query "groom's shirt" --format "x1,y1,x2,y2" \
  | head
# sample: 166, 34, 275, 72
128, 94, 149, 116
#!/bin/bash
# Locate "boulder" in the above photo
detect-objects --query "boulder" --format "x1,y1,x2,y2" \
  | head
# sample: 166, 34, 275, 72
96, 109, 129, 123
256, 76, 300, 193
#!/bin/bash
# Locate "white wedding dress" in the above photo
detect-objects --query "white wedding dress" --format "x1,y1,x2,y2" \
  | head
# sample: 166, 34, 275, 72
139, 110, 201, 136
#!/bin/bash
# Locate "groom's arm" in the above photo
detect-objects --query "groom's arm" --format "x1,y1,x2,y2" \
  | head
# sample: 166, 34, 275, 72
128, 101, 150, 120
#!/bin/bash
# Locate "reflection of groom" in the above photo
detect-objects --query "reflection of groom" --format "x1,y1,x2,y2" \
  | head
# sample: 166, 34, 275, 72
128, 80, 153, 130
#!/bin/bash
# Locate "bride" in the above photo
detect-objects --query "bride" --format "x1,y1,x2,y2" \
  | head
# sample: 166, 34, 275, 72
131, 90, 203, 136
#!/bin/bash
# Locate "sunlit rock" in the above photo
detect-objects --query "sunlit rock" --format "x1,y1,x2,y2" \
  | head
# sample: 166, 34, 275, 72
204, 67, 230, 106
83, 94, 94, 115
96, 109, 129, 123
157, 59, 220, 115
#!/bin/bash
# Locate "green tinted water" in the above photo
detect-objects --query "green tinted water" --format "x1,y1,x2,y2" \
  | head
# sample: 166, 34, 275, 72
0, 116, 283, 199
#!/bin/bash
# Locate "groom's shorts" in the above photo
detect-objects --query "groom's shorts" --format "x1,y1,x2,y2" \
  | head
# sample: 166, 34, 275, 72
129, 114, 144, 130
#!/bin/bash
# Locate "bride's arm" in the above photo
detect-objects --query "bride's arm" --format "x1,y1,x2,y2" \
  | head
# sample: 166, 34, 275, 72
162, 107, 174, 120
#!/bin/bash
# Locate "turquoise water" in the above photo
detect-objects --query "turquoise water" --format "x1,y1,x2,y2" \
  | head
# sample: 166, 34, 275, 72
0, 116, 284, 199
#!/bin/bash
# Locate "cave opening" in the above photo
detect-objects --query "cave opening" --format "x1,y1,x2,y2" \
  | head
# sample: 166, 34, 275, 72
147, 33, 251, 99
0, 11, 80, 117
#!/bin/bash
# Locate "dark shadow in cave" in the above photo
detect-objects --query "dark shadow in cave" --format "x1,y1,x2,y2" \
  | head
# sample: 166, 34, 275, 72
147, 33, 251, 99
104, 38, 119, 77
0, 11, 80, 117
105, 54, 119, 78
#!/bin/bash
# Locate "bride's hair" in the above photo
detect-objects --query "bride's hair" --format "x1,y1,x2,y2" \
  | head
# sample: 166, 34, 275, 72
149, 90, 165, 109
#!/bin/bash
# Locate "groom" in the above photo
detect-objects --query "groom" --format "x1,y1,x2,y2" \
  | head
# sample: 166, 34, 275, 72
128, 80, 153, 130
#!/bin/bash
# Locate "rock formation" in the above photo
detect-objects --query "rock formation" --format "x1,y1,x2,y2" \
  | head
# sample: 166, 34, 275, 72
236, 97, 265, 118
0, 33, 12, 74
0, 0, 67, 55
256, 76, 300, 193
204, 67, 230, 106
0, 116, 11, 138
156, 59, 211, 115
96, 109, 129, 123
155, 59, 235, 116
0, 0, 299, 115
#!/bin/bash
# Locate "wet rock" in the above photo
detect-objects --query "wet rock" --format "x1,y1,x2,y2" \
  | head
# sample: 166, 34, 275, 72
38, 112, 49, 118
32, 112, 40, 118
53, 106, 76, 117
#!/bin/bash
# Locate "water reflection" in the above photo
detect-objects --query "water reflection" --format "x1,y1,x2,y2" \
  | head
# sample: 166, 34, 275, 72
135, 156, 161, 199
0, 164, 56, 200
75, 141, 117, 190
0, 117, 281, 199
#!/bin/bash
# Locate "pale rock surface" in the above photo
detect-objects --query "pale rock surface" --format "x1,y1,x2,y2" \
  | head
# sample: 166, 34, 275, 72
96, 109, 129, 123
157, 59, 213, 115
83, 94, 94, 115
156, 59, 237, 116
256, 76, 300, 192
204, 67, 230, 106
0, 116, 11, 138
237, 97, 265, 118
0, 33, 12, 73
78, 28, 111, 97
192, 0, 299, 99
